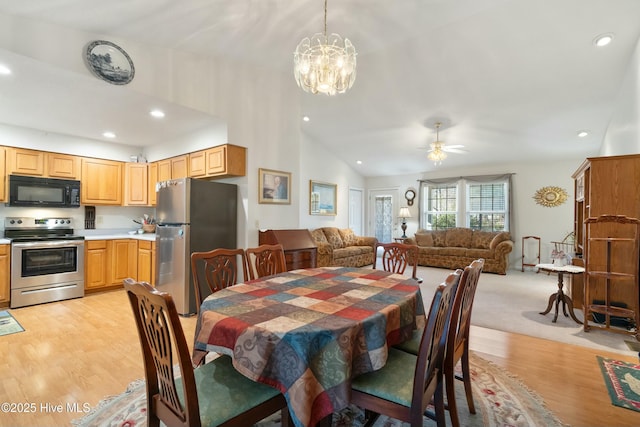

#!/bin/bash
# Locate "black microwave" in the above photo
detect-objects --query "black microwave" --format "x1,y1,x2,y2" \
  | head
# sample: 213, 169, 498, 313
8, 175, 81, 208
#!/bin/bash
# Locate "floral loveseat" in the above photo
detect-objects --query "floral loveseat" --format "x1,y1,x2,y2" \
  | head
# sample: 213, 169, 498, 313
405, 227, 513, 274
310, 227, 377, 267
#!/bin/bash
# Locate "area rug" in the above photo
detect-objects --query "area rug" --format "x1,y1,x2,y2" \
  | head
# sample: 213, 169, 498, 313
0, 310, 24, 336
597, 356, 640, 413
72, 352, 566, 427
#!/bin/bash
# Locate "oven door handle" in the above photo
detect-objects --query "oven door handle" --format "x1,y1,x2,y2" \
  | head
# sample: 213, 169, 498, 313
11, 240, 85, 249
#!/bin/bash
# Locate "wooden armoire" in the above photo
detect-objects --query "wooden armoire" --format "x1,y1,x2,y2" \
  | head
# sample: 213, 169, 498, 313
572, 154, 640, 337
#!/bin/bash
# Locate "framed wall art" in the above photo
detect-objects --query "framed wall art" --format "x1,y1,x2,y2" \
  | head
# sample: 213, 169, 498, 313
259, 168, 291, 204
309, 180, 337, 215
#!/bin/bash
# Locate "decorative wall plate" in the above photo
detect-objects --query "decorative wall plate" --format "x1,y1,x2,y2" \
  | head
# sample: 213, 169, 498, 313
533, 186, 568, 207
85, 40, 135, 85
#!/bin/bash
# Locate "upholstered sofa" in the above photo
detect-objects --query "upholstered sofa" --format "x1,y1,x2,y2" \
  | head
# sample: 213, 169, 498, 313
405, 228, 513, 274
310, 227, 377, 267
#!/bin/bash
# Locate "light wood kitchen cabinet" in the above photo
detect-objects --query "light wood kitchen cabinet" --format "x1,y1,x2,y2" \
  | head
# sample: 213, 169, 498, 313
157, 159, 171, 182
81, 157, 123, 205
0, 245, 9, 304
188, 144, 246, 179
108, 239, 138, 286
124, 162, 148, 206
148, 162, 158, 206
85, 240, 109, 290
6, 147, 45, 176
0, 147, 5, 202
46, 152, 81, 179
137, 240, 156, 285
171, 155, 188, 178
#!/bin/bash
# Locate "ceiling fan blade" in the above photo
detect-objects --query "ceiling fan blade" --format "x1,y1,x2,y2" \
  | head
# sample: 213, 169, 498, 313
443, 147, 467, 154
446, 144, 465, 149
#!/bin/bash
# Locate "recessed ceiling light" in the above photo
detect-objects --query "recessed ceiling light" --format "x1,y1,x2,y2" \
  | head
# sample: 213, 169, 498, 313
594, 33, 614, 47
356, 160, 362, 165
102, 131, 116, 138
302, 116, 310, 122
150, 109, 165, 118
0, 64, 11, 75
577, 130, 589, 138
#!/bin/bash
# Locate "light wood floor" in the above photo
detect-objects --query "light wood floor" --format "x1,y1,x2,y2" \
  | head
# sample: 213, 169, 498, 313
1, 289, 639, 427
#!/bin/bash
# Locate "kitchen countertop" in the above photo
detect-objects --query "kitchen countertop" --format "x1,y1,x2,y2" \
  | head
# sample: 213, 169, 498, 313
83, 233, 156, 241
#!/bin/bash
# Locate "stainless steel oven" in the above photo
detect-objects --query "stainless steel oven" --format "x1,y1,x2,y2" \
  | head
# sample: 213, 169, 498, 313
5, 217, 85, 308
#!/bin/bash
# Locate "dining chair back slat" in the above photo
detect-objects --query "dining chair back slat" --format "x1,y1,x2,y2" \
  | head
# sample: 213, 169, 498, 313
190, 248, 248, 311
246, 244, 287, 280
123, 278, 289, 427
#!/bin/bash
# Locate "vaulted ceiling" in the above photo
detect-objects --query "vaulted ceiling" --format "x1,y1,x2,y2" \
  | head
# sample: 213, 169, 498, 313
0, 0, 639, 176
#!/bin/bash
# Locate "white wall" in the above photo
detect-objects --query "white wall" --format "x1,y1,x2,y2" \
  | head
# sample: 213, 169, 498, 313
366, 157, 585, 269
298, 132, 366, 230
601, 37, 640, 155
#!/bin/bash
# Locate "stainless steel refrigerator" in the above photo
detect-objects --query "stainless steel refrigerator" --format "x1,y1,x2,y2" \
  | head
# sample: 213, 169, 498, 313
155, 177, 237, 315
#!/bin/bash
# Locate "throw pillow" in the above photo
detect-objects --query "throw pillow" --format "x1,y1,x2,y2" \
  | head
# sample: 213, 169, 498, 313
471, 230, 495, 249
311, 228, 329, 245
323, 227, 345, 249
432, 230, 447, 247
339, 228, 358, 246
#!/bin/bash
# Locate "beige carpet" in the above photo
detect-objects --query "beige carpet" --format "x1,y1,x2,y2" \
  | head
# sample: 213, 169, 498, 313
415, 265, 635, 355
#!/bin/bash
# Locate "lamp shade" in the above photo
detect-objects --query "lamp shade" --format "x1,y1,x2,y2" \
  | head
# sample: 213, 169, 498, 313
398, 207, 411, 219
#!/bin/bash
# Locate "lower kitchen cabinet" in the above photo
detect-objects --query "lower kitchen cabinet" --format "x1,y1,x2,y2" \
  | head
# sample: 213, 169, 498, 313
137, 240, 156, 285
0, 245, 9, 304
85, 240, 108, 290
85, 239, 138, 291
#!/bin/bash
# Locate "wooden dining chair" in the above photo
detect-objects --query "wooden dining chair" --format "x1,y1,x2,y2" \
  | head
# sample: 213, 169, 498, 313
374, 242, 420, 282
190, 248, 248, 311
123, 278, 289, 427
245, 244, 287, 280
444, 258, 484, 427
350, 269, 463, 427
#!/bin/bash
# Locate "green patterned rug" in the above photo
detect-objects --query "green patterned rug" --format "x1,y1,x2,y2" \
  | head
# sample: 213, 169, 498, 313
73, 352, 566, 427
597, 356, 640, 413
0, 310, 24, 336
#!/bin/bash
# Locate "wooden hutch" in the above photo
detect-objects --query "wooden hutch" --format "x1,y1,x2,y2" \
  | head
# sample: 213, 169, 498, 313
572, 154, 640, 338
258, 229, 317, 271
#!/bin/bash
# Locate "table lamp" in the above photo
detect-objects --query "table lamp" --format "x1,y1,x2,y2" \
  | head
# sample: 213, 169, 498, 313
398, 207, 412, 238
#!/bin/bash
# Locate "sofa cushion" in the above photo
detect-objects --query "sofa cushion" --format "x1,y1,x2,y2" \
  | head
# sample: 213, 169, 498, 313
490, 232, 511, 249
445, 228, 473, 248
415, 233, 434, 247
465, 248, 493, 258
323, 227, 345, 249
471, 230, 495, 249
310, 228, 329, 245
338, 228, 358, 246
334, 246, 371, 259
432, 230, 447, 247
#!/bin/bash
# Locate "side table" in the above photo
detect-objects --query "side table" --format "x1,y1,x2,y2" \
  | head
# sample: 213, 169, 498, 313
536, 263, 584, 324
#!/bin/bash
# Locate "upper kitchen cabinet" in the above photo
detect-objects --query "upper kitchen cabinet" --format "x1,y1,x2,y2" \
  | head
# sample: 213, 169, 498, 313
5, 147, 45, 176
157, 154, 188, 181
81, 158, 123, 205
46, 152, 81, 179
189, 144, 246, 179
124, 162, 149, 206
148, 162, 158, 206
5, 147, 81, 179
0, 147, 5, 202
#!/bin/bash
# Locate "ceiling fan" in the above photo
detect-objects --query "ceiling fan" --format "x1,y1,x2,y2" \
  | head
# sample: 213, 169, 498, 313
427, 122, 466, 164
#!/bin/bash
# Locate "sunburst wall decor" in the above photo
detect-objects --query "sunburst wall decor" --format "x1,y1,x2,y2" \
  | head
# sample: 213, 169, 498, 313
533, 186, 568, 207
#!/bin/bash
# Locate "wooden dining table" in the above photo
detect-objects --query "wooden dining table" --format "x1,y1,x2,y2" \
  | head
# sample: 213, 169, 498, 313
192, 266, 425, 427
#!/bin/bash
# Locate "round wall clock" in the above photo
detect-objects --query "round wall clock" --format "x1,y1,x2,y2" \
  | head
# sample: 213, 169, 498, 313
405, 189, 416, 206
533, 186, 568, 207
85, 40, 135, 85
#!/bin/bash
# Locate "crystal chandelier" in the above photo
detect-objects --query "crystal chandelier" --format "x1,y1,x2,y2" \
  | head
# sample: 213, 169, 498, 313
427, 122, 447, 165
293, 0, 357, 95
428, 142, 448, 164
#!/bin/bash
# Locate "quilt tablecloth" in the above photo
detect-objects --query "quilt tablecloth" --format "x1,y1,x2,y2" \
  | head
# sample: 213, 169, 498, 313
193, 266, 424, 427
